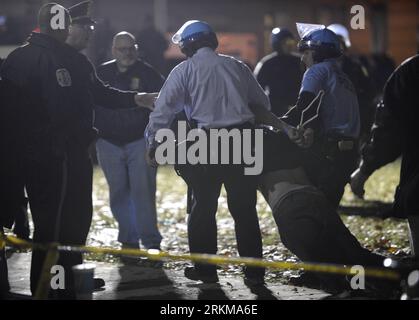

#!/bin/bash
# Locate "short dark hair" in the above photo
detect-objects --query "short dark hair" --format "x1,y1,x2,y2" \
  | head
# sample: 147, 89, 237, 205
181, 33, 218, 57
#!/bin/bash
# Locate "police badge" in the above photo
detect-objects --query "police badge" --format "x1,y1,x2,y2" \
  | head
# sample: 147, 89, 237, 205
130, 77, 141, 90
56, 68, 72, 87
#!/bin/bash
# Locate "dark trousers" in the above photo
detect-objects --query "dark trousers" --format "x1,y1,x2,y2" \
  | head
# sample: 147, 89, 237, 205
179, 164, 264, 278
13, 191, 30, 240
274, 192, 384, 267
0, 227, 10, 297
24, 142, 93, 298
304, 146, 358, 208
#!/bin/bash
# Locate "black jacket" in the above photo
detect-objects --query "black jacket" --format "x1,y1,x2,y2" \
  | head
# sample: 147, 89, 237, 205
254, 52, 303, 117
94, 59, 164, 145
360, 54, 419, 217
0, 32, 137, 158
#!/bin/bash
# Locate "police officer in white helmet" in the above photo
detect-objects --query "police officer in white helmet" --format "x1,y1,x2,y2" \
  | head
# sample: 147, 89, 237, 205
145, 20, 295, 285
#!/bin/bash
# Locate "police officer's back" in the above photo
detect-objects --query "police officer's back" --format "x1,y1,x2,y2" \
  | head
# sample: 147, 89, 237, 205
145, 20, 269, 285
254, 28, 303, 116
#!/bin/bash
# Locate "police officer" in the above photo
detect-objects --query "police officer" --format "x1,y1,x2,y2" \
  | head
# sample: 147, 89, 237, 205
66, 0, 96, 52
254, 27, 303, 117
351, 55, 419, 259
327, 24, 376, 145
145, 20, 278, 285
0, 3, 155, 298
284, 24, 360, 208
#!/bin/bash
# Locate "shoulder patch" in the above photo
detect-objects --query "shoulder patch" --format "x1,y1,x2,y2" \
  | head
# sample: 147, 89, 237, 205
56, 68, 72, 87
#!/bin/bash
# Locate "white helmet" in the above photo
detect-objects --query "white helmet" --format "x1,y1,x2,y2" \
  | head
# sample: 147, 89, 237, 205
327, 23, 351, 48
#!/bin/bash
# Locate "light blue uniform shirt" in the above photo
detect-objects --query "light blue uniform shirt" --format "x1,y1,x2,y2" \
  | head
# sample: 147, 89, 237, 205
145, 47, 271, 147
300, 59, 360, 138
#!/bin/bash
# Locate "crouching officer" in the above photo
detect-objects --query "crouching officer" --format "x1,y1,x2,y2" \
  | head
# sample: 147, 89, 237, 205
145, 20, 272, 285
284, 24, 360, 208
0, 3, 155, 298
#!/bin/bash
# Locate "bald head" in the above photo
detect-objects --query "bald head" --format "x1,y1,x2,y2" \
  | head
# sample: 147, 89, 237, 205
112, 31, 136, 47
38, 3, 71, 42
112, 31, 138, 71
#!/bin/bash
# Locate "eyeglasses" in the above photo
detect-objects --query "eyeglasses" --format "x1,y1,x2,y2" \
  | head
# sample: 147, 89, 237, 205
114, 45, 138, 53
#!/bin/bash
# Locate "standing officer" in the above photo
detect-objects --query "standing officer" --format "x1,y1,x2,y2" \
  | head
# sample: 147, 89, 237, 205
254, 27, 303, 116
0, 3, 155, 298
145, 20, 272, 285
283, 24, 360, 208
95, 32, 164, 252
351, 55, 419, 258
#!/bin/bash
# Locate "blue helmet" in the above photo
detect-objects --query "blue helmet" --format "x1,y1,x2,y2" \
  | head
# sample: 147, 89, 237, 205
298, 27, 342, 59
271, 27, 294, 51
172, 20, 218, 52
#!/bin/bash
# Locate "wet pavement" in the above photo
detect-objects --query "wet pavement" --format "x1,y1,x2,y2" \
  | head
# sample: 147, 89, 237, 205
7, 251, 330, 300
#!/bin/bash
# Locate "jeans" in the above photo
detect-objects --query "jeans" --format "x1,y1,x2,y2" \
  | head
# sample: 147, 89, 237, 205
96, 138, 162, 249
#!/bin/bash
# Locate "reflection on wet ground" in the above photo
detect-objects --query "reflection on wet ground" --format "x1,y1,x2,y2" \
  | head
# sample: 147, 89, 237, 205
7, 252, 329, 300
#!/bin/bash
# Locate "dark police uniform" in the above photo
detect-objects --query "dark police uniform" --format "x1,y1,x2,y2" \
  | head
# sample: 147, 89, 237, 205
360, 55, 419, 219
95, 59, 164, 145
0, 32, 137, 298
254, 52, 303, 117
285, 58, 360, 208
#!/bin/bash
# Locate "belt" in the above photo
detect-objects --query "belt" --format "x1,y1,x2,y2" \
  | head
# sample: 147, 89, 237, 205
202, 121, 255, 131
325, 136, 356, 152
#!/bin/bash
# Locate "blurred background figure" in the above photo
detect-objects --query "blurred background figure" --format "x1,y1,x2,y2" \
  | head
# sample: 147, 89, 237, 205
328, 23, 376, 146
95, 32, 164, 253
92, 17, 115, 65
136, 14, 169, 76
254, 27, 303, 117
366, 53, 396, 103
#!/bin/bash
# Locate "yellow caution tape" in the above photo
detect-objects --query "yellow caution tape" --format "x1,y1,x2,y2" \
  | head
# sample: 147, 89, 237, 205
2, 234, 400, 281
0, 237, 5, 250
34, 245, 60, 300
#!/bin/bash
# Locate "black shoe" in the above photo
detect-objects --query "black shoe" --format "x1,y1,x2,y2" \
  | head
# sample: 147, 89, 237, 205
289, 272, 321, 287
184, 267, 219, 283
121, 242, 139, 249
120, 242, 140, 264
93, 278, 105, 290
137, 257, 164, 268
289, 272, 348, 294
244, 276, 265, 287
